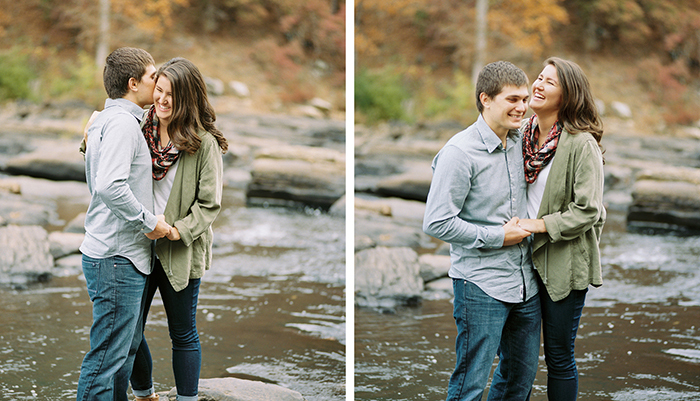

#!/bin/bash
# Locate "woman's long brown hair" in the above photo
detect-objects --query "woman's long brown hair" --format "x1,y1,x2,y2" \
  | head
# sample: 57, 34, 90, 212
547, 57, 604, 146
156, 57, 228, 154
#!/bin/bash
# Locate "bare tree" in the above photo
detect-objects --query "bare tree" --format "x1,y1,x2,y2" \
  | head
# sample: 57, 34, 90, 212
472, 0, 487, 85
96, 0, 110, 72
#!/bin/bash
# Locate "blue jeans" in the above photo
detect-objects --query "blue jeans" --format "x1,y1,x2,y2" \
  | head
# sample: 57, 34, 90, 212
77, 255, 149, 401
447, 279, 541, 401
131, 258, 201, 401
540, 281, 587, 401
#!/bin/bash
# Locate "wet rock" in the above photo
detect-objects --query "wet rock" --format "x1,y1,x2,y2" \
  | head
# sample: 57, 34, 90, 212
64, 212, 86, 234
49, 232, 84, 259
247, 145, 344, 209
206, 77, 226, 96
0, 191, 57, 226
419, 254, 450, 283
355, 246, 424, 308
160, 377, 306, 401
354, 196, 433, 250
3, 143, 86, 181
0, 225, 54, 286
328, 194, 346, 217
627, 166, 700, 234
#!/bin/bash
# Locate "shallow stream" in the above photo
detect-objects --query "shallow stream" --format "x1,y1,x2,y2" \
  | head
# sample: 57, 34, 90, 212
0, 187, 346, 400
355, 210, 700, 400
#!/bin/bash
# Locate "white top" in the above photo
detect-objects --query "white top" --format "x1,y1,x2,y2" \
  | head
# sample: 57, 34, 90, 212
153, 158, 179, 215
527, 161, 553, 219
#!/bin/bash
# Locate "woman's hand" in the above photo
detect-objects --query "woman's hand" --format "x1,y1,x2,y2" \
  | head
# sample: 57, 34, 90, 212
166, 225, 181, 241
518, 218, 547, 234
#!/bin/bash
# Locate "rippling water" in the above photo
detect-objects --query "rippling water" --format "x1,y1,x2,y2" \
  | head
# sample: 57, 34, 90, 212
0, 188, 346, 400
355, 210, 700, 400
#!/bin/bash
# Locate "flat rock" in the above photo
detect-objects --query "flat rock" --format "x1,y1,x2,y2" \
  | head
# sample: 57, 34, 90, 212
160, 377, 306, 401
3, 143, 86, 181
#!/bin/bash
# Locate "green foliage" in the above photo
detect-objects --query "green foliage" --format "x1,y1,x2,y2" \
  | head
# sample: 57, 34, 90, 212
0, 48, 37, 100
421, 70, 477, 122
355, 68, 410, 123
47, 51, 102, 102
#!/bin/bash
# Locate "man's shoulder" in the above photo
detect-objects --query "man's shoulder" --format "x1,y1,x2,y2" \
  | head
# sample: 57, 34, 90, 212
444, 123, 482, 151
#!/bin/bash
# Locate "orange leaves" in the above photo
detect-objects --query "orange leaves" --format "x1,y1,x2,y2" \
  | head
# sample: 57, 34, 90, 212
112, 0, 190, 39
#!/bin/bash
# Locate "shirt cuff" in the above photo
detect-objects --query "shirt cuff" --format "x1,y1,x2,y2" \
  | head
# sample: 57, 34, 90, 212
485, 225, 505, 249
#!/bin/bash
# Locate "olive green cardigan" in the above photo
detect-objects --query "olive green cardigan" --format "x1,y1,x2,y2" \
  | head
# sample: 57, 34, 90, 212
532, 128, 606, 302
156, 129, 223, 292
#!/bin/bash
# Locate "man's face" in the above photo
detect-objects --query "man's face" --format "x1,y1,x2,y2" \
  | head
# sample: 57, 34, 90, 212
135, 64, 157, 108
481, 85, 530, 135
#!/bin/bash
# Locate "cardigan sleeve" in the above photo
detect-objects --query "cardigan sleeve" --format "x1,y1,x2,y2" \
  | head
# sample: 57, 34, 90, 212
542, 138, 605, 243
173, 134, 223, 247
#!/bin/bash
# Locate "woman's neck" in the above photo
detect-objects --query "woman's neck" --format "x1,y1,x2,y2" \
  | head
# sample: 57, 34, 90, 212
159, 122, 170, 149
535, 111, 558, 147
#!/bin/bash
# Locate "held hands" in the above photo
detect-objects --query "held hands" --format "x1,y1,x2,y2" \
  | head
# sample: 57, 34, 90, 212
517, 218, 547, 234
145, 214, 172, 240
502, 217, 532, 246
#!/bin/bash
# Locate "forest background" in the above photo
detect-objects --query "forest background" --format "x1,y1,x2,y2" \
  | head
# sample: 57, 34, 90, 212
0, 0, 346, 117
355, 0, 700, 134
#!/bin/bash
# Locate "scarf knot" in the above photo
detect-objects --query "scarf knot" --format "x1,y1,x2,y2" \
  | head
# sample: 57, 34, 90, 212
522, 115, 562, 184
143, 105, 180, 181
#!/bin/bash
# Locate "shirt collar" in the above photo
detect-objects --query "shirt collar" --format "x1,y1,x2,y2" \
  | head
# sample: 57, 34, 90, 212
104, 98, 147, 122
476, 114, 521, 153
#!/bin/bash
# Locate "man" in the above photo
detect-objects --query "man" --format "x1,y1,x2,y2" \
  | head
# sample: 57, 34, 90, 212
77, 47, 171, 401
423, 61, 540, 401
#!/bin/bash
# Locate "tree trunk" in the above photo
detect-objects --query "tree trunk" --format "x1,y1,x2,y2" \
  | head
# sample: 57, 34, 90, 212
95, 0, 110, 72
331, 0, 340, 14
472, 0, 487, 85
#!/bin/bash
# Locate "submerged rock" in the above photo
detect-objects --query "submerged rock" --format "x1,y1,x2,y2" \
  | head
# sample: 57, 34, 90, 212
160, 377, 306, 401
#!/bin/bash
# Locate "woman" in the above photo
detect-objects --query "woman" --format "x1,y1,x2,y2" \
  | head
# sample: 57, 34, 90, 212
518, 57, 605, 401
130, 57, 228, 401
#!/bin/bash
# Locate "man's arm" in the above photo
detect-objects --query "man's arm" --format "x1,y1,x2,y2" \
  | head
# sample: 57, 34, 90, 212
423, 145, 524, 248
92, 114, 159, 233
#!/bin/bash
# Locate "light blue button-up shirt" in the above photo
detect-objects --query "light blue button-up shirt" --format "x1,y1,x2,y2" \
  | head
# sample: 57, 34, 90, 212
423, 115, 538, 303
80, 98, 157, 275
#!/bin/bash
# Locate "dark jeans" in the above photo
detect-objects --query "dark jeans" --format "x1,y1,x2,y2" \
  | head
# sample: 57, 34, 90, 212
447, 279, 541, 401
77, 255, 148, 401
540, 276, 587, 401
130, 258, 201, 401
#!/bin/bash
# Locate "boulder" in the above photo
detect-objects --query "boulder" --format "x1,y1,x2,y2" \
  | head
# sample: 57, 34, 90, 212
229, 81, 251, 98
0, 191, 57, 226
355, 246, 424, 308
160, 377, 305, 401
246, 145, 344, 210
49, 231, 84, 259
0, 225, 54, 286
205, 77, 226, 96
610, 101, 632, 119
3, 143, 86, 181
64, 212, 86, 234
627, 166, 700, 234
419, 253, 450, 283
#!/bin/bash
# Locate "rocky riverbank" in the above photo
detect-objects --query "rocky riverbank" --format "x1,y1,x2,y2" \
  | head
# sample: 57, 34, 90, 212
0, 100, 345, 287
354, 113, 700, 310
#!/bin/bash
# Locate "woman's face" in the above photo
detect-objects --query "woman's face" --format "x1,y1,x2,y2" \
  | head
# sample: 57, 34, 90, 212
153, 75, 173, 124
529, 64, 562, 115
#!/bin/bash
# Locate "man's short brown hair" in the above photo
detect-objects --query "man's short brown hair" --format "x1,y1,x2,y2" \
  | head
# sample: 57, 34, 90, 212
103, 47, 155, 99
475, 61, 528, 113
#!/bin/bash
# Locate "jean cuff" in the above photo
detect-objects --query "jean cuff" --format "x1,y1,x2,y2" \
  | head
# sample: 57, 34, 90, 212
132, 386, 156, 398
177, 395, 198, 401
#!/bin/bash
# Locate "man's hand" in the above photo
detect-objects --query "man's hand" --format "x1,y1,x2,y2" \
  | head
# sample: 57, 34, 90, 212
502, 217, 532, 246
145, 214, 172, 240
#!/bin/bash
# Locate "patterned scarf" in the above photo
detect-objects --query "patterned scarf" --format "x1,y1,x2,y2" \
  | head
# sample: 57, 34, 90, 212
142, 105, 180, 181
522, 115, 562, 184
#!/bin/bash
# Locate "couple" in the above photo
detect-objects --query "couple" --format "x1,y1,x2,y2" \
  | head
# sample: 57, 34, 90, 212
423, 59, 606, 401
77, 47, 228, 401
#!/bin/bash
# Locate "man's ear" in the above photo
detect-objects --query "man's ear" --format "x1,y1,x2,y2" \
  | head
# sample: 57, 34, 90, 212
479, 92, 491, 109
127, 77, 139, 92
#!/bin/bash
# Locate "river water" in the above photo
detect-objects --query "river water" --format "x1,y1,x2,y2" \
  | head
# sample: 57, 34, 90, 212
355, 210, 700, 400
0, 186, 346, 400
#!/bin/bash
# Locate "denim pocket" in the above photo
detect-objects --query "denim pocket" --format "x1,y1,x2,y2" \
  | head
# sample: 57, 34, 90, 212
81, 255, 101, 302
